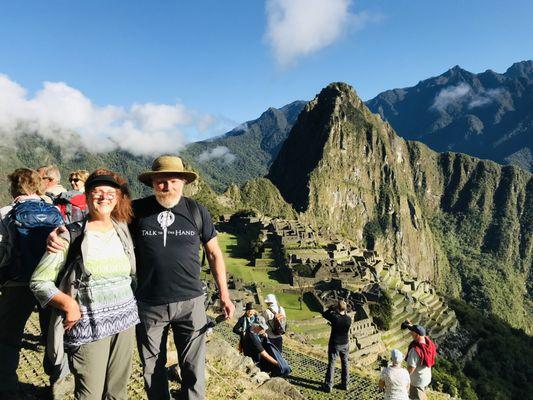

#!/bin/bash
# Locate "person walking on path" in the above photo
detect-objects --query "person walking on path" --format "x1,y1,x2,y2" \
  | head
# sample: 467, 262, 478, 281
403, 322, 436, 400
379, 349, 410, 400
262, 293, 286, 352
132, 155, 235, 400
31, 169, 139, 400
321, 300, 352, 393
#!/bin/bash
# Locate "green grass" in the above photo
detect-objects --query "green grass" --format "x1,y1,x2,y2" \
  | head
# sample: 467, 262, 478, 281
274, 292, 321, 320
217, 232, 322, 322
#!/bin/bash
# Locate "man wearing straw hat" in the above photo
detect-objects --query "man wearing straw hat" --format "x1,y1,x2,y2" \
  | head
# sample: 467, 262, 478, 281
134, 155, 235, 400
46, 155, 234, 399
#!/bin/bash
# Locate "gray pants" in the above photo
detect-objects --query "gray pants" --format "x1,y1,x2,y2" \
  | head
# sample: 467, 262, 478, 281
68, 326, 135, 400
325, 343, 350, 389
136, 295, 207, 400
0, 285, 69, 392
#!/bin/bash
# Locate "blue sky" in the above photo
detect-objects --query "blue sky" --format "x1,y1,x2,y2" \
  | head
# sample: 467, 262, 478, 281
0, 0, 531, 151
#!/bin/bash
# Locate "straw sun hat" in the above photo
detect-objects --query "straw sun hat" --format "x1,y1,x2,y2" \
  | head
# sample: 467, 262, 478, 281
138, 155, 198, 186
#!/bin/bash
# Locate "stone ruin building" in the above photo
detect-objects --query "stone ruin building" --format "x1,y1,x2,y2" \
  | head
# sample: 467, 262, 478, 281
219, 214, 459, 366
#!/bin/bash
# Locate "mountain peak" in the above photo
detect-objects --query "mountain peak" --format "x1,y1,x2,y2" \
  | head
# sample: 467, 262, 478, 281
441, 65, 473, 81
504, 60, 533, 79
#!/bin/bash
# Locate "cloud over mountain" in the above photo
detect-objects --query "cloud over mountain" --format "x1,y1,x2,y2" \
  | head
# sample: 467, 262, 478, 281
197, 146, 236, 164
431, 82, 506, 112
0, 74, 223, 156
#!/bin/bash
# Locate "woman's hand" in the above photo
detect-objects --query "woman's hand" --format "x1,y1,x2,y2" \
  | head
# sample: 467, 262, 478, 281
64, 300, 81, 331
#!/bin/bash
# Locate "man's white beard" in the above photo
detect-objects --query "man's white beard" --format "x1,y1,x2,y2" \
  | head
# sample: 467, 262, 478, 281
155, 192, 181, 209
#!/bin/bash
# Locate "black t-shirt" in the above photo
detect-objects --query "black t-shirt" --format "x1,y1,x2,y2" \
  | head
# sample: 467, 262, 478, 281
242, 332, 264, 363
131, 196, 217, 304
323, 309, 352, 346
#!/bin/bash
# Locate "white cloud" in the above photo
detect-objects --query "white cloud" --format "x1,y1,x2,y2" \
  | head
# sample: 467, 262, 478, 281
431, 84, 504, 112
0, 74, 224, 156
431, 83, 471, 112
468, 88, 504, 109
197, 146, 236, 164
264, 0, 376, 68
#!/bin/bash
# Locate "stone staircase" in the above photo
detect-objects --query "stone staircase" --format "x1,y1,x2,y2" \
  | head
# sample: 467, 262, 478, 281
378, 266, 458, 353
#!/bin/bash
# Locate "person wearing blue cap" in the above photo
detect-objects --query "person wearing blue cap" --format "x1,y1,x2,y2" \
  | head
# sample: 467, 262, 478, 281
379, 349, 410, 400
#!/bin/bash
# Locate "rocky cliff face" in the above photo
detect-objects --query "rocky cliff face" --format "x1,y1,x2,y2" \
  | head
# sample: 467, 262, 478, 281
269, 83, 532, 331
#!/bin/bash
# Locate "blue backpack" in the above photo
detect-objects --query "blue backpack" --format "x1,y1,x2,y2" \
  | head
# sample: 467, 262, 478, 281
8, 200, 64, 282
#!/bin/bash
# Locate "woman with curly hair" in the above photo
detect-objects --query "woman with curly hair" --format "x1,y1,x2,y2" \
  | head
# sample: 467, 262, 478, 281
31, 169, 139, 400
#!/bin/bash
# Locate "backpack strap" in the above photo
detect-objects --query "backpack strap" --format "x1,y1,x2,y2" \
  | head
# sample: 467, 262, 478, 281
184, 197, 204, 242
55, 220, 91, 287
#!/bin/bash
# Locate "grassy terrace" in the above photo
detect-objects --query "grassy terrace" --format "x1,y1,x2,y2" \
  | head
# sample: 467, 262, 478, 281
217, 232, 322, 321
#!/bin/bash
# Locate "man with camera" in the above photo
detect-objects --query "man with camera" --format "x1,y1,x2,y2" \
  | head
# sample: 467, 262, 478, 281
321, 300, 352, 393
401, 321, 437, 400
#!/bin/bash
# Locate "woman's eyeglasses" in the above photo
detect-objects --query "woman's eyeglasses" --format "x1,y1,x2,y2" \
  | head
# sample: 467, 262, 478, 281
70, 178, 81, 183
90, 191, 117, 200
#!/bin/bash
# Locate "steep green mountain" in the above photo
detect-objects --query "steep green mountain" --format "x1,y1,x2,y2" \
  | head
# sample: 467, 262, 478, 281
181, 101, 306, 192
221, 178, 296, 219
367, 60, 533, 171
180, 61, 532, 193
0, 132, 223, 216
268, 82, 532, 333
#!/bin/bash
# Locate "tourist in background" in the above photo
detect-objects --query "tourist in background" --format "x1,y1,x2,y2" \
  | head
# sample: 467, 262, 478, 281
68, 170, 89, 193
402, 321, 437, 400
0, 168, 68, 400
233, 302, 260, 352
321, 300, 351, 393
55, 170, 90, 224
38, 165, 67, 199
379, 349, 410, 400
262, 293, 286, 352
31, 169, 138, 400
241, 320, 279, 371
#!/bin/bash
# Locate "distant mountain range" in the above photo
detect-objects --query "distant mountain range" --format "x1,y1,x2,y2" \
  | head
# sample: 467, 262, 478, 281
367, 60, 533, 171
180, 101, 306, 192
183, 60, 532, 191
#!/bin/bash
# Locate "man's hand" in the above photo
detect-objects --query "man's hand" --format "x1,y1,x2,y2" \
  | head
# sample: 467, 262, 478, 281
220, 296, 235, 320
47, 226, 67, 253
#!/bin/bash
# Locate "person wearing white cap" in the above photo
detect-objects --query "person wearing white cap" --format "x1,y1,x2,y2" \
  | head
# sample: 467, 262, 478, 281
379, 349, 410, 400
261, 293, 286, 352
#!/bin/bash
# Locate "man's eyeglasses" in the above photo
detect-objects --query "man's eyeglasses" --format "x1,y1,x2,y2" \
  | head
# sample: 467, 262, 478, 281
90, 191, 117, 200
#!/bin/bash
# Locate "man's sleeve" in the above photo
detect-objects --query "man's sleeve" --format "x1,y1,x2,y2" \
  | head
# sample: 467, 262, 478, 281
322, 309, 334, 322
406, 348, 420, 369
199, 204, 217, 244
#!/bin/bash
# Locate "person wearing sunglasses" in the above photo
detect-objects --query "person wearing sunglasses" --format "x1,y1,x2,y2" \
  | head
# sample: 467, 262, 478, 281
31, 169, 138, 400
69, 170, 89, 193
